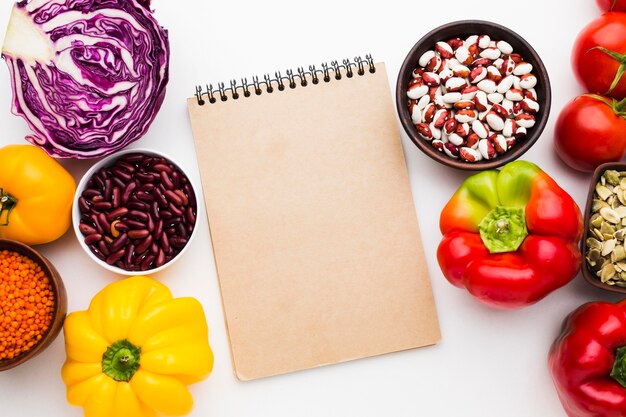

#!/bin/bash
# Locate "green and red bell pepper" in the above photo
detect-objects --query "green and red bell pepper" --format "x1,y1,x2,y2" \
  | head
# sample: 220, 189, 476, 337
550, 300, 626, 417
437, 161, 583, 309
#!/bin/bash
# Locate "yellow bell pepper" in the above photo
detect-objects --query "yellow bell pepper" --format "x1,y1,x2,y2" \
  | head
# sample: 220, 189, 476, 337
0, 144, 76, 245
62, 276, 214, 417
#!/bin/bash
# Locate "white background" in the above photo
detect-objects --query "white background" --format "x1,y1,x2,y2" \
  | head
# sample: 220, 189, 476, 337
0, 1, 619, 416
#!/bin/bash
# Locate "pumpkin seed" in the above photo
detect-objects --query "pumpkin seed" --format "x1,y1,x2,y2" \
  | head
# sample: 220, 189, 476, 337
591, 214, 604, 228
597, 184, 613, 201
612, 245, 626, 262
601, 263, 617, 282
601, 207, 621, 224
603, 239, 617, 256
585, 169, 626, 286
587, 238, 602, 250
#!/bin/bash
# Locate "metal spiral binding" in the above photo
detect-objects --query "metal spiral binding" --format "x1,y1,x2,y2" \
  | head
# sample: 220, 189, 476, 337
195, 54, 375, 105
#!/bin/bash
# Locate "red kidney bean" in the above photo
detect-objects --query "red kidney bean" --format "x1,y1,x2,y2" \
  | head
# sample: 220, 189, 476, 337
124, 243, 135, 266
97, 213, 110, 232
176, 222, 188, 238
152, 163, 173, 173
147, 215, 155, 232
174, 189, 188, 206
107, 207, 129, 222
135, 235, 153, 254
79, 197, 91, 213
128, 210, 149, 222
136, 192, 155, 203
185, 207, 196, 225
79, 223, 97, 235
89, 214, 104, 234
84, 233, 102, 245
112, 187, 121, 209
106, 249, 125, 265
171, 171, 181, 188
154, 219, 163, 241
160, 210, 173, 219
140, 255, 155, 271
110, 233, 128, 253
90, 245, 106, 261
154, 188, 168, 207
82, 189, 101, 199
151, 242, 159, 255
165, 227, 176, 236
161, 232, 171, 253
164, 189, 183, 206
114, 222, 129, 232
156, 249, 166, 267
113, 168, 132, 182
186, 223, 194, 234
93, 173, 105, 189
93, 201, 113, 211
183, 184, 196, 208
123, 153, 144, 163
170, 237, 188, 248
169, 203, 184, 217
160, 171, 175, 190
104, 178, 112, 201
111, 176, 126, 190
104, 235, 113, 245
135, 171, 155, 183
92, 195, 105, 203
151, 202, 160, 221
138, 183, 155, 193
126, 219, 147, 229
117, 161, 136, 173
122, 182, 137, 204
128, 201, 149, 211
128, 229, 150, 240
98, 240, 111, 256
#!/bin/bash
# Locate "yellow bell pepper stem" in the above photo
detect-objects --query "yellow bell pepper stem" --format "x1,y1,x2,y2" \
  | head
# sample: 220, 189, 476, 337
102, 339, 142, 382
0, 188, 17, 226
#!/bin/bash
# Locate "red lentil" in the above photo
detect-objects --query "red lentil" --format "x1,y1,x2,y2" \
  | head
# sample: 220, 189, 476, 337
0, 250, 54, 361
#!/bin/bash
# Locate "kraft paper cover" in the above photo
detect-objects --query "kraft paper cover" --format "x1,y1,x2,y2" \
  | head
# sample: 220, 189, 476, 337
187, 63, 440, 381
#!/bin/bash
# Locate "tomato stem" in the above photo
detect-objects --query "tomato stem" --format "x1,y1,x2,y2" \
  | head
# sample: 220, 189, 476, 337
584, 94, 626, 118
591, 46, 626, 95
0, 189, 17, 227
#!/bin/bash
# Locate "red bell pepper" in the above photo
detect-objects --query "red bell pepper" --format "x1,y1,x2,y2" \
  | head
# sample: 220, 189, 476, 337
549, 300, 626, 417
437, 161, 583, 309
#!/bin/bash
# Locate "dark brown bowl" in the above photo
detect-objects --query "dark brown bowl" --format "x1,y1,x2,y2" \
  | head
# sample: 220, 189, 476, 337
0, 239, 67, 371
581, 163, 626, 294
396, 20, 552, 170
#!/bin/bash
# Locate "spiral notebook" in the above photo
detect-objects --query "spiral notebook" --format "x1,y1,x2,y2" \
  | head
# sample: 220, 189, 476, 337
187, 56, 440, 381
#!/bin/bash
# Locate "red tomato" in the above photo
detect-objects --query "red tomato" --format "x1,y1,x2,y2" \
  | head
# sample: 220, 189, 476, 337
554, 95, 626, 172
597, 0, 626, 11
572, 13, 626, 98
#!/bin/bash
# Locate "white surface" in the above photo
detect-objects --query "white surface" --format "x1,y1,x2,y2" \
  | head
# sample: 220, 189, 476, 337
0, 1, 618, 416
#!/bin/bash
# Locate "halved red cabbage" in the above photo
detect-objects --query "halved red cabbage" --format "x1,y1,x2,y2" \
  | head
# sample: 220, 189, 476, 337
2, 0, 169, 158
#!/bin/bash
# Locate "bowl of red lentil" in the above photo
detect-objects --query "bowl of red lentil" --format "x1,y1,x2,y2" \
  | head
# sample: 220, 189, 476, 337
0, 239, 67, 371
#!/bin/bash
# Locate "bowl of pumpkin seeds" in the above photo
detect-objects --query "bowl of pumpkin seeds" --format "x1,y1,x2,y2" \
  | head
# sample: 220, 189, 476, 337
583, 163, 626, 293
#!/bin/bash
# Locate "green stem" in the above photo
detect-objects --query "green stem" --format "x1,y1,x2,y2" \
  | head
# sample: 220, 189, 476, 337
101, 339, 141, 382
611, 346, 626, 388
0, 189, 17, 227
478, 206, 528, 254
583, 94, 626, 119
590, 46, 626, 95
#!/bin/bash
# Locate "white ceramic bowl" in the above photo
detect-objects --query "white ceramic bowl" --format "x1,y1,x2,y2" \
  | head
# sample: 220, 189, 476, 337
72, 148, 199, 275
